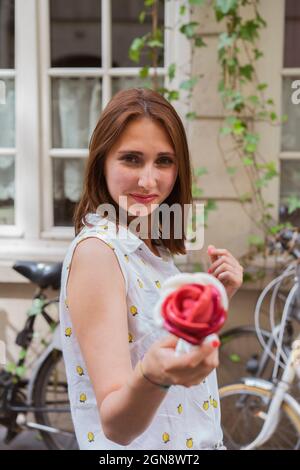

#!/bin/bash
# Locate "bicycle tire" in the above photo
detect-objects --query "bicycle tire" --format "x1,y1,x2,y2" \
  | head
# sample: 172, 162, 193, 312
32, 349, 78, 450
218, 326, 272, 387
219, 383, 300, 449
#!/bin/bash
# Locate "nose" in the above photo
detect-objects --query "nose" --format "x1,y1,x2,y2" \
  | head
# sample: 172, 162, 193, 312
137, 164, 157, 191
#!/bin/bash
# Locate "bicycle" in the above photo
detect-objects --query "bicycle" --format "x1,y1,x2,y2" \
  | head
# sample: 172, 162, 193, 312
219, 229, 300, 449
218, 228, 300, 390
0, 261, 77, 450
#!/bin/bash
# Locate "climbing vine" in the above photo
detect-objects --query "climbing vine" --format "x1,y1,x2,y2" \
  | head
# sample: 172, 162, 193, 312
129, 0, 293, 280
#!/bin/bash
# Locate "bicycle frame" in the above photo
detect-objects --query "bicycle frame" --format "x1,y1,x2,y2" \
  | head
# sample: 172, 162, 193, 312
240, 336, 300, 450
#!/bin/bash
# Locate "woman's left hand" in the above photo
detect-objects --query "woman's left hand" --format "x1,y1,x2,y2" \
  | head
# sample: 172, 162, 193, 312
207, 244, 243, 300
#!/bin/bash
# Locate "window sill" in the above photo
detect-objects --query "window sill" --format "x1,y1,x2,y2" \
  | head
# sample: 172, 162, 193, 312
0, 238, 188, 284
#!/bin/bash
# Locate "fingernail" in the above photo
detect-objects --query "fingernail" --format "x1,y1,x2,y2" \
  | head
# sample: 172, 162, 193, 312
208, 268, 212, 273
212, 340, 220, 348
203, 333, 219, 346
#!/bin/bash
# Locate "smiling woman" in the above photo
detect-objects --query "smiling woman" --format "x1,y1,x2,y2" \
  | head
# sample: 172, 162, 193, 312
60, 88, 229, 451
74, 87, 192, 256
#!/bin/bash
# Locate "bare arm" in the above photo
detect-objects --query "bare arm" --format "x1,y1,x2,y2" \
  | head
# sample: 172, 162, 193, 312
67, 238, 169, 446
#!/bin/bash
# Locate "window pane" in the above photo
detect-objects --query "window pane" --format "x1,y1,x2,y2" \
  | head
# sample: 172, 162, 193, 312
0, 155, 14, 224
53, 158, 85, 226
111, 0, 165, 68
112, 75, 164, 95
284, 0, 300, 68
281, 77, 300, 151
0, 0, 14, 68
50, 0, 101, 67
0, 78, 15, 147
52, 77, 102, 148
279, 160, 300, 227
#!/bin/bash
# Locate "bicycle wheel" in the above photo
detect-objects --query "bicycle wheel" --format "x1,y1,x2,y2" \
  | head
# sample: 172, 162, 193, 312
218, 326, 273, 387
219, 383, 300, 449
33, 349, 78, 450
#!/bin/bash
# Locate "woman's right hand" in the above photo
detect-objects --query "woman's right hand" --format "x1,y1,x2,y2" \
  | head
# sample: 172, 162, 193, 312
141, 334, 220, 388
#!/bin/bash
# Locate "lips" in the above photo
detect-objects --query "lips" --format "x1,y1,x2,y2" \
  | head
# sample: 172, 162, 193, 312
130, 194, 158, 203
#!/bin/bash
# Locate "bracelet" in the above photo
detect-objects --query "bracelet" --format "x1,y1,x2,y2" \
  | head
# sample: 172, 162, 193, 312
138, 360, 171, 390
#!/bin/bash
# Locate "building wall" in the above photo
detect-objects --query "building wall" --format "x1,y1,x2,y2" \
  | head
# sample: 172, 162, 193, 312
0, 0, 286, 364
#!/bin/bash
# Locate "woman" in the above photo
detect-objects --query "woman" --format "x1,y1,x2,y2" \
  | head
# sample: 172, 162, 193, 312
59, 88, 243, 450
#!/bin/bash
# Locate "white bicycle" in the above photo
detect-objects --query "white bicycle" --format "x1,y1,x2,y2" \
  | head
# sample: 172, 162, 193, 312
219, 229, 300, 450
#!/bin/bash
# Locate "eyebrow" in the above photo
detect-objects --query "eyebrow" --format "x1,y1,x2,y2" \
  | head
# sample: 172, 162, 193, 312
117, 150, 176, 157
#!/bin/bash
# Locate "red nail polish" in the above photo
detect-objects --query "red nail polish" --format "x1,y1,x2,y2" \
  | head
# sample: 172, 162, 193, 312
212, 340, 220, 348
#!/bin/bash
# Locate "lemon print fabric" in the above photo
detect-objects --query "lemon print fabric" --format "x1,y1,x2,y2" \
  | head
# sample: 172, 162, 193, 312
76, 366, 84, 376
124, 254, 129, 263
137, 278, 144, 289
203, 400, 209, 411
186, 438, 193, 449
128, 332, 134, 343
155, 280, 161, 288
79, 393, 87, 403
130, 305, 138, 316
65, 327, 72, 337
88, 432, 95, 443
162, 432, 170, 444
177, 404, 183, 414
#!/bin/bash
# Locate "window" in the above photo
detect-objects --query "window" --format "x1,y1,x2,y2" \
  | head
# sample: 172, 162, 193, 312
280, 0, 300, 226
0, 0, 190, 260
0, 0, 15, 226
40, 0, 180, 234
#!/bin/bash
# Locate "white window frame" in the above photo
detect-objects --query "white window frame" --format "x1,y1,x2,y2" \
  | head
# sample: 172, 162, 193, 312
0, 0, 190, 267
279, 0, 300, 221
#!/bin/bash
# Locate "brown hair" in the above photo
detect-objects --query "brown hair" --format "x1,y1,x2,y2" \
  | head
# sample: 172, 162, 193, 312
74, 87, 193, 255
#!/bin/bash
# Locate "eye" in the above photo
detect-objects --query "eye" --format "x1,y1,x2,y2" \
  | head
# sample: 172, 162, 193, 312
122, 154, 139, 164
157, 157, 174, 165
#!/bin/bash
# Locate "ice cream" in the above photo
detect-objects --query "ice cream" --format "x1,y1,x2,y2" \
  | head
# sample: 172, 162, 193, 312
153, 272, 228, 356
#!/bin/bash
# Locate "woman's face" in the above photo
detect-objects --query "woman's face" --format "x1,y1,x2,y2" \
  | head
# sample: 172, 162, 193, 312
104, 117, 179, 219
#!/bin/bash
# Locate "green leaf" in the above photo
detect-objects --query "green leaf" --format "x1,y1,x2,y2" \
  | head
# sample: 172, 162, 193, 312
167, 63, 176, 82
220, 126, 232, 136
243, 156, 254, 166
147, 39, 163, 48
188, 0, 206, 5
229, 353, 241, 363
287, 195, 300, 214
270, 111, 277, 121
186, 111, 198, 120
139, 11, 146, 24
180, 22, 199, 39
179, 77, 199, 91
179, 5, 186, 15
244, 143, 257, 153
194, 35, 206, 47
145, 0, 155, 6
5, 362, 16, 373
139, 66, 149, 78
240, 20, 260, 41
129, 37, 145, 63
215, 0, 238, 15
257, 83, 268, 91
282, 114, 288, 123
15, 366, 27, 378
167, 90, 180, 101
248, 234, 264, 248
218, 32, 236, 51
19, 348, 27, 360
239, 64, 254, 80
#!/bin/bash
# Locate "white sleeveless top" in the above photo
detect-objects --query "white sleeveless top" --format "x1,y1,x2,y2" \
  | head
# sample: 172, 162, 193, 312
59, 212, 224, 450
